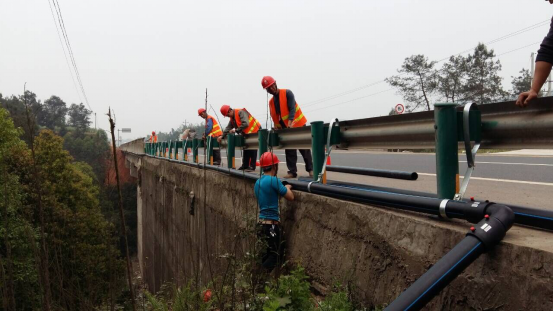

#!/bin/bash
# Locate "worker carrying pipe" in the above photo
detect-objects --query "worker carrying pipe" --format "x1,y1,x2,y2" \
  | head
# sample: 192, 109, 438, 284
254, 152, 294, 271
198, 108, 222, 165
218, 104, 262, 171
262, 76, 313, 178
149, 131, 157, 143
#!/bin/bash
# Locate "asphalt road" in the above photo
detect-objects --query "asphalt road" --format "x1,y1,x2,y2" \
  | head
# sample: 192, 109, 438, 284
195, 149, 553, 210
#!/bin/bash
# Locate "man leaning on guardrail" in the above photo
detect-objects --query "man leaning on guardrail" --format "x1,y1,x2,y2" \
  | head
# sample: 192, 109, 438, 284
517, 1, 553, 107
262, 76, 314, 178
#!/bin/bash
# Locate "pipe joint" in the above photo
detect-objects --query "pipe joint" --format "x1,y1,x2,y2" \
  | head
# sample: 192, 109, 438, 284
467, 204, 514, 250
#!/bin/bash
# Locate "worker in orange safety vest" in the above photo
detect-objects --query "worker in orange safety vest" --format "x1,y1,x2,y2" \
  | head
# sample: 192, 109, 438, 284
262, 76, 313, 178
198, 108, 222, 165
218, 105, 262, 171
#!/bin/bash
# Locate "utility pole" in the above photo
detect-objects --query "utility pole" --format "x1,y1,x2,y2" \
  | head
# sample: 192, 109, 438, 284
530, 52, 535, 78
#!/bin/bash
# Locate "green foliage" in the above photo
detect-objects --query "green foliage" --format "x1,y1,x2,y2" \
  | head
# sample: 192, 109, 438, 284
63, 129, 110, 183
263, 266, 314, 311
510, 68, 535, 99
388, 43, 510, 111
143, 282, 212, 311
385, 54, 437, 112
42, 95, 68, 131
317, 284, 353, 311
67, 103, 92, 133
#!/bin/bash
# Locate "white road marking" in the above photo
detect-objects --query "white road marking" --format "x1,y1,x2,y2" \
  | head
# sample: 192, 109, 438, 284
460, 161, 553, 167
417, 172, 553, 186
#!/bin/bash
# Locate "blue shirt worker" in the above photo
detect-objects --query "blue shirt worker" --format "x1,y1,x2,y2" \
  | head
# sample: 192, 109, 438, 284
254, 152, 294, 271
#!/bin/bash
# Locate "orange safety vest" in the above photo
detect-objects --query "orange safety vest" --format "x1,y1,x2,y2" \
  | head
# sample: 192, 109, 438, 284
207, 115, 223, 137
269, 89, 307, 129
149, 135, 158, 143
234, 108, 260, 134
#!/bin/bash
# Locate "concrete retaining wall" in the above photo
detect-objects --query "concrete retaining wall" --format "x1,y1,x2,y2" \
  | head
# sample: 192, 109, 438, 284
128, 152, 553, 310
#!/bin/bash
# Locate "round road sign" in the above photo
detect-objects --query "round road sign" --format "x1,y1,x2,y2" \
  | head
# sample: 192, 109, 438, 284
395, 104, 405, 114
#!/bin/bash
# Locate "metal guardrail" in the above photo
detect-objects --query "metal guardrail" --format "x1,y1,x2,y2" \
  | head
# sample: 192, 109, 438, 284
238, 98, 553, 150
130, 98, 553, 199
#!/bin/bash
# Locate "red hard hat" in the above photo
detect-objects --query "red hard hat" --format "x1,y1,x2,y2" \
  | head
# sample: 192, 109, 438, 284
198, 108, 206, 116
152, 131, 155, 135
259, 152, 279, 168
220, 105, 231, 117
261, 76, 276, 89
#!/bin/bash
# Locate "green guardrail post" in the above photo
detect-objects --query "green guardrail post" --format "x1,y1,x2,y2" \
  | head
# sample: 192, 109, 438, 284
434, 103, 459, 199
258, 129, 268, 156
311, 121, 325, 181
193, 138, 199, 163
227, 133, 236, 169
206, 137, 214, 165
168, 140, 173, 159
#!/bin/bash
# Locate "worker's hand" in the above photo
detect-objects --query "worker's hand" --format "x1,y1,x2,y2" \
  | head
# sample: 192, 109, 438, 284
289, 121, 296, 128
217, 137, 222, 143
229, 129, 236, 134
202, 134, 206, 140
285, 184, 292, 191
516, 89, 538, 107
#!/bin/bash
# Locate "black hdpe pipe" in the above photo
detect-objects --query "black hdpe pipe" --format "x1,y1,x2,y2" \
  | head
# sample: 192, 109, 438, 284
384, 204, 515, 311
156, 155, 553, 231
321, 179, 553, 232
326, 165, 418, 181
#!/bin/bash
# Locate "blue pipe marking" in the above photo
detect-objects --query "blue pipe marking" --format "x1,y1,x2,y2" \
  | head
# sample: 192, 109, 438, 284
328, 183, 465, 217
514, 212, 553, 221
404, 242, 482, 311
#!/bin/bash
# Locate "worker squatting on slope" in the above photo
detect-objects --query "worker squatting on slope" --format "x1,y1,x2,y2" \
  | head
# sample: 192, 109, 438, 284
254, 152, 294, 271
198, 108, 222, 165
262, 76, 314, 178
218, 105, 262, 171
517, 4, 553, 107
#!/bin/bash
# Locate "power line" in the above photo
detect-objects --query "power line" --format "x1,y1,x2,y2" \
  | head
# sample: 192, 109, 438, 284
51, 0, 92, 111
304, 40, 542, 114
301, 19, 550, 108
47, 0, 82, 104
305, 88, 394, 113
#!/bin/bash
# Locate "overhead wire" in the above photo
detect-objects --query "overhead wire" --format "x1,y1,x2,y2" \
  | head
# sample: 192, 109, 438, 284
47, 0, 82, 105
51, 0, 92, 111
301, 19, 550, 109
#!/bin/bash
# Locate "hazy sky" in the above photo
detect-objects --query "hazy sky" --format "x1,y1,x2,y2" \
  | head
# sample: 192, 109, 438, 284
1, 0, 551, 140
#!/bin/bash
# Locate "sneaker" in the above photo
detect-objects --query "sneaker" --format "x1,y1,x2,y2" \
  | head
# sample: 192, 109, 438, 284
308, 171, 314, 177
237, 166, 247, 171
284, 173, 297, 179
245, 167, 256, 172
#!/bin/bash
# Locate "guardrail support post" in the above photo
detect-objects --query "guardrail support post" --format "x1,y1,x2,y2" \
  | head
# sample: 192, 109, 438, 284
227, 134, 236, 169
311, 121, 325, 181
168, 140, 173, 159
192, 139, 199, 163
434, 103, 459, 199
206, 137, 214, 165
258, 129, 268, 156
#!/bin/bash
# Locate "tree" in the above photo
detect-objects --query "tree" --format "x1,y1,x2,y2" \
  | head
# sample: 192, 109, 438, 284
385, 54, 437, 112
42, 96, 68, 131
463, 43, 508, 103
67, 103, 91, 133
0, 108, 42, 310
437, 55, 468, 102
510, 68, 535, 99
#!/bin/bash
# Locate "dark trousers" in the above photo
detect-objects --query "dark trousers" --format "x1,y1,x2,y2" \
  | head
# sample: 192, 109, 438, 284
257, 224, 282, 271
285, 149, 313, 175
242, 149, 257, 169
212, 149, 221, 164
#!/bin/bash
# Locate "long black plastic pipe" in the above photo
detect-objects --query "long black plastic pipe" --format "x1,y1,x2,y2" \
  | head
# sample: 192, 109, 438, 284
385, 204, 515, 311
319, 179, 553, 231
152, 155, 553, 231
326, 165, 418, 180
